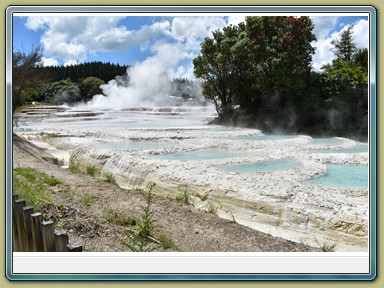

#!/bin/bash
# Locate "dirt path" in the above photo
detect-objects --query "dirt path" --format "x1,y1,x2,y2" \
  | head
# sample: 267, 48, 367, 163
13, 136, 318, 252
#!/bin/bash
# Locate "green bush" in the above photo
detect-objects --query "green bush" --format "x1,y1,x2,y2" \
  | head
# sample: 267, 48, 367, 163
85, 164, 97, 176
158, 234, 178, 250
104, 209, 137, 226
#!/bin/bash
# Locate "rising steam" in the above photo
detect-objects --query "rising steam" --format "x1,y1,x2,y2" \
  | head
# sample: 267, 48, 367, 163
82, 43, 200, 109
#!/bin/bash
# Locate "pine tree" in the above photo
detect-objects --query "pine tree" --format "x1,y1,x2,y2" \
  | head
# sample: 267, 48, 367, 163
331, 25, 356, 63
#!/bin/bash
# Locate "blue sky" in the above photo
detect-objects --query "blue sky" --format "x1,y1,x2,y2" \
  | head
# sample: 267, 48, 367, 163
13, 15, 369, 77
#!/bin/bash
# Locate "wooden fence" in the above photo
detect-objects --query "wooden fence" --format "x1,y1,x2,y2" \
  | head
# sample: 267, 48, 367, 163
12, 194, 82, 252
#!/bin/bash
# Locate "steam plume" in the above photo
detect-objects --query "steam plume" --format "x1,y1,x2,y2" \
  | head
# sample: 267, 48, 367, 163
83, 43, 195, 109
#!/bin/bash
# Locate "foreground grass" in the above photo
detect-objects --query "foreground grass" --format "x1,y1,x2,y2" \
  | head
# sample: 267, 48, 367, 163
13, 167, 61, 211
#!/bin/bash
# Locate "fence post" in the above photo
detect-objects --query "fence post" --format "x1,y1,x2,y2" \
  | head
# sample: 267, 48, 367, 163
22, 206, 34, 252
54, 231, 69, 252
12, 196, 83, 253
12, 194, 19, 252
14, 199, 27, 251
42, 220, 55, 252
31, 213, 44, 252
67, 243, 83, 252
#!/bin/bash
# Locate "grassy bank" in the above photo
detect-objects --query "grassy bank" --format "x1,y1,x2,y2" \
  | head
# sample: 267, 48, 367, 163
13, 167, 62, 211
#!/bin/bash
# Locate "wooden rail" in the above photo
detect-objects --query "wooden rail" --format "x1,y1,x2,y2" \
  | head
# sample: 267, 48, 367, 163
12, 194, 82, 252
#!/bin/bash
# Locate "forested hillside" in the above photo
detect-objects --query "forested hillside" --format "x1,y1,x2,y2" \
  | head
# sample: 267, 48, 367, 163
37, 62, 129, 83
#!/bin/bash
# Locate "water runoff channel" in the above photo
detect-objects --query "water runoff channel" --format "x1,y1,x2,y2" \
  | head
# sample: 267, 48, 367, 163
13, 104, 369, 251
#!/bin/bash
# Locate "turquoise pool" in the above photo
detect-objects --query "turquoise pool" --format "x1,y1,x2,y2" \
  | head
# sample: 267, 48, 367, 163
219, 159, 299, 173
151, 150, 246, 161
307, 164, 368, 189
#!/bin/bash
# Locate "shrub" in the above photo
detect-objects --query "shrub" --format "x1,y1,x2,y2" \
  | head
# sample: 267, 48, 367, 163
103, 172, 115, 183
175, 184, 191, 204
207, 201, 218, 214
104, 209, 137, 226
158, 234, 178, 250
85, 164, 97, 176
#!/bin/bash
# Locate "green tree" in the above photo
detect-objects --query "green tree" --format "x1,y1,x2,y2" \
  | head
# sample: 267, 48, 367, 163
193, 16, 316, 130
12, 47, 43, 110
193, 25, 243, 117
246, 16, 315, 98
353, 48, 368, 71
43, 79, 81, 105
331, 25, 356, 63
78, 76, 105, 102
23, 88, 44, 103
320, 26, 368, 137
244, 16, 316, 130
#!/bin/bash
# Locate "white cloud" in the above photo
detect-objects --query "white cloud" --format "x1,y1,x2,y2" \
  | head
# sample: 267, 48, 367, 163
170, 16, 227, 50
41, 57, 59, 67
311, 38, 335, 71
42, 37, 87, 61
352, 19, 369, 49
25, 16, 241, 65
26, 16, 179, 63
227, 15, 246, 26
25, 16, 50, 30
311, 16, 339, 40
311, 16, 339, 71
26, 16, 140, 61
310, 17, 369, 71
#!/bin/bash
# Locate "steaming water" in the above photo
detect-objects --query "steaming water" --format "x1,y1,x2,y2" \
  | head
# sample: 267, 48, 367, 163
219, 159, 299, 173
307, 164, 368, 189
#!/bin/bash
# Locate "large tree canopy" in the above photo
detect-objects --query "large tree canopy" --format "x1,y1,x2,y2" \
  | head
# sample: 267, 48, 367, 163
193, 16, 316, 130
193, 17, 368, 138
